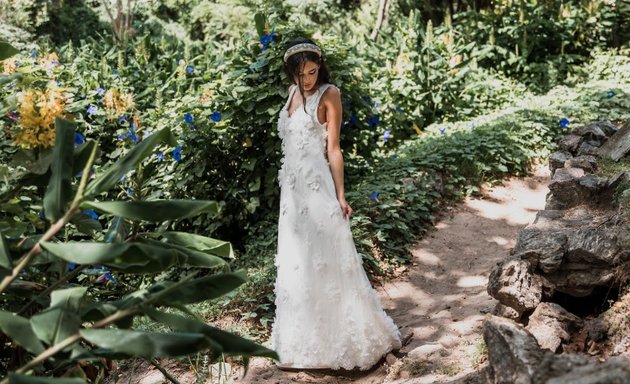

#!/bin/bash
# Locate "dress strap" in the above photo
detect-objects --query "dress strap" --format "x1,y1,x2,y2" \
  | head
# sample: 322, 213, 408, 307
283, 84, 298, 111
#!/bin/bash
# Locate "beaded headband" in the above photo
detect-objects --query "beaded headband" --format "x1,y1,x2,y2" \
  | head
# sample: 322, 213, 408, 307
283, 43, 321, 63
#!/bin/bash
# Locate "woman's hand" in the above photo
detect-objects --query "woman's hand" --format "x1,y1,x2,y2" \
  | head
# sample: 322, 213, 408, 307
338, 196, 353, 219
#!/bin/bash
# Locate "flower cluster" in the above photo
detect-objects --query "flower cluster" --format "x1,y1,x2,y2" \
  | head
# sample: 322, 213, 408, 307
38, 52, 61, 72
13, 82, 68, 148
2, 58, 17, 75
103, 89, 135, 119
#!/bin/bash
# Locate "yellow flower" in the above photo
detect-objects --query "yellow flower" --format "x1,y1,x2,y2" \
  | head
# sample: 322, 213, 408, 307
2, 58, 17, 74
38, 52, 61, 68
13, 82, 68, 148
103, 89, 135, 118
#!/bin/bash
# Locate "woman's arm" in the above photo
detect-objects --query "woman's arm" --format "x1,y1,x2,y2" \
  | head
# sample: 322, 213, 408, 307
324, 87, 353, 219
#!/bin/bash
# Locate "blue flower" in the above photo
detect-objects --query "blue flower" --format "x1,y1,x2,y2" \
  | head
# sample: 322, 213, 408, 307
120, 174, 126, 182
85, 209, 99, 220
369, 191, 380, 202
260, 28, 276, 51
74, 132, 85, 146
31, 50, 38, 57
184, 112, 193, 124
368, 115, 380, 128
173, 146, 182, 162
87, 105, 97, 116
38, 211, 46, 220
439, 127, 447, 135
383, 130, 391, 142
126, 188, 133, 197
129, 133, 138, 144
66, 262, 77, 272
607, 90, 615, 98
395, 106, 403, 112
117, 134, 124, 141
118, 115, 127, 124
186, 65, 194, 73
559, 118, 570, 128
157, 151, 164, 162
374, 101, 380, 109
142, 128, 152, 139
96, 271, 117, 283
211, 111, 222, 122
96, 87, 105, 95
349, 114, 357, 127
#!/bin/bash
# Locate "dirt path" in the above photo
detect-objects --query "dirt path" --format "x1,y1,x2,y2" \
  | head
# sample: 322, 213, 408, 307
230, 167, 550, 384
120, 168, 550, 384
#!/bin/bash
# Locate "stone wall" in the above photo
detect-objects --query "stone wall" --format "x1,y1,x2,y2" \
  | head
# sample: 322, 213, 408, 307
483, 120, 630, 383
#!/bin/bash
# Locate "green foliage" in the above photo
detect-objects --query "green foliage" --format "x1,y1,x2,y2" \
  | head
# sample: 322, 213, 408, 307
0, 118, 276, 380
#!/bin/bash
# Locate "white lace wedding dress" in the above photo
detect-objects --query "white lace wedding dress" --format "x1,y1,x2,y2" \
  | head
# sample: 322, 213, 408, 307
271, 83, 401, 370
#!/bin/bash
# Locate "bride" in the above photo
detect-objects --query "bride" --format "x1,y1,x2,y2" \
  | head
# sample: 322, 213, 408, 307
271, 37, 402, 370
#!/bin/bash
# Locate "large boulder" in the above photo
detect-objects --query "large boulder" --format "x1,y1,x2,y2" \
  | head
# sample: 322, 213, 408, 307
483, 315, 544, 384
597, 121, 630, 161
488, 259, 543, 315
525, 302, 583, 352
513, 228, 567, 273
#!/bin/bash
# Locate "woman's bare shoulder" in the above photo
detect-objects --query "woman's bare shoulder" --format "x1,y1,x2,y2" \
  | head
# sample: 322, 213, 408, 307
322, 85, 341, 103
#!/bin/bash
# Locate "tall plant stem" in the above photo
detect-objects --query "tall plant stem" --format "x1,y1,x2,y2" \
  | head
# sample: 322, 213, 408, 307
0, 144, 98, 296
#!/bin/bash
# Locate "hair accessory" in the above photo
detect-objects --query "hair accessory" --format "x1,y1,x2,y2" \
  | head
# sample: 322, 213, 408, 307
283, 43, 321, 63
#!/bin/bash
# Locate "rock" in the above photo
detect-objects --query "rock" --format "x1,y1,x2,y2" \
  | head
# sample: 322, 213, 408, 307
408, 344, 446, 360
564, 155, 597, 173
597, 121, 630, 161
566, 225, 627, 265
483, 315, 544, 384
530, 353, 595, 383
536, 357, 630, 384
572, 123, 609, 141
591, 120, 618, 137
577, 141, 600, 156
493, 303, 522, 320
547, 168, 607, 209
513, 228, 567, 273
525, 302, 583, 352
549, 151, 573, 175
559, 135, 583, 154
585, 315, 608, 342
385, 352, 397, 365
488, 259, 542, 313
547, 168, 587, 209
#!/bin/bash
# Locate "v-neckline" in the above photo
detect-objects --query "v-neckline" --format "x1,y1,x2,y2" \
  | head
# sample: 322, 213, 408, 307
285, 86, 319, 119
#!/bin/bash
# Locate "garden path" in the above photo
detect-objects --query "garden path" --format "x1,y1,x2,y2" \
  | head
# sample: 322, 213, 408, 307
234, 165, 550, 384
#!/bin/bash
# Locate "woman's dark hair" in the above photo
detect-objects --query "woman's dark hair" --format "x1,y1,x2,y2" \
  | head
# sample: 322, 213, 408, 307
283, 38, 332, 110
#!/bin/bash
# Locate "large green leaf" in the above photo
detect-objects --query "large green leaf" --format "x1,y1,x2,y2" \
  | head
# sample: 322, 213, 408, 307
79, 329, 210, 359
150, 272, 247, 306
80, 200, 219, 222
139, 238, 226, 269
160, 232, 233, 259
8, 374, 86, 384
0, 232, 11, 270
0, 310, 45, 355
43, 118, 76, 222
72, 140, 98, 176
30, 287, 86, 346
0, 41, 18, 60
85, 128, 176, 197
40, 241, 224, 272
145, 309, 277, 359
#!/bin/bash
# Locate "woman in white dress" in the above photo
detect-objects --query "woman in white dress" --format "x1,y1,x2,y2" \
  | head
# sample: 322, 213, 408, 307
271, 38, 402, 370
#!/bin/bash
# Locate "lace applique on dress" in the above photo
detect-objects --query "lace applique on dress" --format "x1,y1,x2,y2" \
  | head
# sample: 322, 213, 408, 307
272, 84, 402, 370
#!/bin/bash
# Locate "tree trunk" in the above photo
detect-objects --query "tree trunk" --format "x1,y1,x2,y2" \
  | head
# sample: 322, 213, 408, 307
370, 0, 388, 40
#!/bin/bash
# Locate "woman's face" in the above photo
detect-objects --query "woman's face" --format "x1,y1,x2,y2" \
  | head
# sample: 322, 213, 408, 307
295, 60, 320, 93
